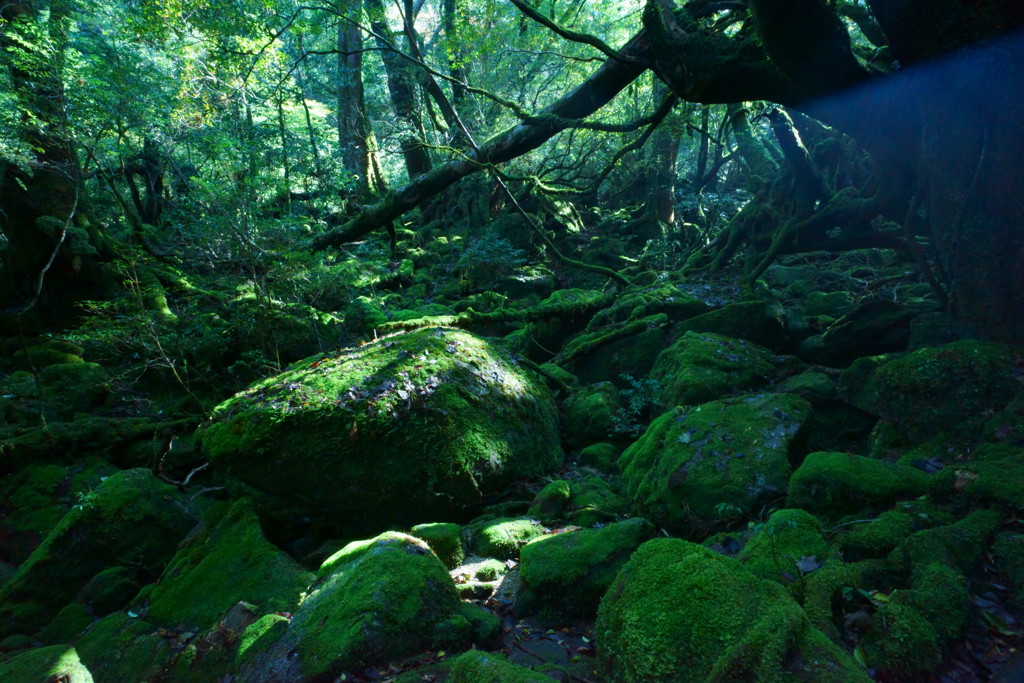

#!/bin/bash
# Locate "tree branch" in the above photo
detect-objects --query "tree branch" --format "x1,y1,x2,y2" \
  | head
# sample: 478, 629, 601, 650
312, 31, 652, 250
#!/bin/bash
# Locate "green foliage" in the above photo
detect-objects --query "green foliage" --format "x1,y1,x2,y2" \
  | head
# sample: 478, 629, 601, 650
455, 230, 528, 290
611, 373, 660, 436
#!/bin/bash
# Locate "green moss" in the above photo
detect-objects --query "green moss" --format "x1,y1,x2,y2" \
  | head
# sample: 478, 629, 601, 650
619, 394, 811, 531
12, 344, 85, 370
241, 532, 470, 680
343, 295, 389, 335
448, 650, 549, 682
568, 324, 671, 386
77, 566, 140, 616
39, 362, 110, 415
410, 522, 465, 569
527, 480, 571, 521
236, 613, 289, 663
518, 517, 653, 620
538, 362, 577, 388
787, 452, 929, 519
75, 613, 172, 682
458, 602, 500, 645
39, 602, 94, 643
596, 538, 868, 682
649, 331, 777, 406
565, 475, 630, 527
586, 284, 708, 330
199, 327, 561, 533
929, 456, 1024, 512
737, 509, 830, 590
836, 511, 914, 560
469, 517, 547, 561
861, 604, 940, 677
0, 645, 94, 682
891, 509, 1000, 574
778, 371, 836, 403
0, 459, 112, 564
840, 340, 1024, 444
562, 382, 620, 449
675, 299, 787, 350
895, 563, 969, 640
145, 499, 311, 629
802, 291, 854, 317
0, 469, 200, 638
578, 442, 620, 471
474, 558, 508, 581
994, 533, 1024, 610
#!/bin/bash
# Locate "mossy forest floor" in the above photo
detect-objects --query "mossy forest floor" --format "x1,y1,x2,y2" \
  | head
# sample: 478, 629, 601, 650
2, 224, 1024, 682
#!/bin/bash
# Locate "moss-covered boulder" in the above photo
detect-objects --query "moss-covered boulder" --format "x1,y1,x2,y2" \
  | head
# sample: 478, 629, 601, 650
527, 479, 571, 521
675, 299, 788, 350
928, 446, 1024, 513
0, 645, 94, 682
579, 442, 620, 471
238, 532, 476, 680
596, 538, 868, 682
562, 382, 621, 450
0, 458, 114, 565
737, 509, 831, 589
448, 650, 549, 683
518, 517, 653, 620
565, 475, 630, 526
468, 516, 547, 560
198, 328, 561, 532
838, 340, 1024, 444
835, 511, 915, 560
649, 331, 777, 407
142, 499, 311, 629
619, 394, 811, 531
890, 508, 1000, 575
787, 451, 930, 520
410, 522, 465, 569
0, 469, 200, 638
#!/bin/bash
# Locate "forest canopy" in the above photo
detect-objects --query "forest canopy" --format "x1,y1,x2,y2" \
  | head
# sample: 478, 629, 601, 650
1, 0, 1022, 344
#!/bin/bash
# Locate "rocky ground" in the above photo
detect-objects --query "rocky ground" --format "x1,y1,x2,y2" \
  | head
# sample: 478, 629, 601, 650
2, 247, 1024, 681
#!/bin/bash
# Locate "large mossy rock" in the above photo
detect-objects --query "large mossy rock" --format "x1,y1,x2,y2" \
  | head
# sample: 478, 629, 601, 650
838, 340, 1024, 444
596, 538, 868, 682
198, 328, 561, 531
619, 394, 811, 531
142, 499, 312, 629
517, 517, 654, 620
649, 331, 777, 407
0, 469, 199, 638
237, 532, 480, 681
788, 451, 930, 520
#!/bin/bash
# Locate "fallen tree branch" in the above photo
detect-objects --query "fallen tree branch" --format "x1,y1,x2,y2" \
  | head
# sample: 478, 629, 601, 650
311, 30, 652, 250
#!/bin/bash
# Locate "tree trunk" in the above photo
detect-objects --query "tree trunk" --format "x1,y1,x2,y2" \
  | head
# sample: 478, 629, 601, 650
337, 6, 373, 195
365, 0, 432, 180
0, 0, 108, 329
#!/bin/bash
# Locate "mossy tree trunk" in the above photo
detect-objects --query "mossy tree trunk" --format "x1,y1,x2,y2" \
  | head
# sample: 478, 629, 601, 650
0, 0, 110, 331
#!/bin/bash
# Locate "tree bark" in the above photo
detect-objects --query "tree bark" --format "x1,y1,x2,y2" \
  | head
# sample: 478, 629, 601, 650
365, 0, 432, 180
337, 5, 373, 195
